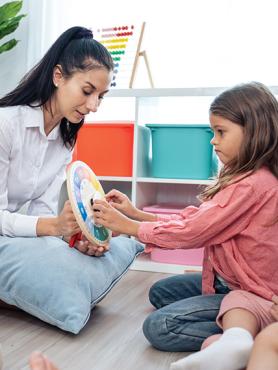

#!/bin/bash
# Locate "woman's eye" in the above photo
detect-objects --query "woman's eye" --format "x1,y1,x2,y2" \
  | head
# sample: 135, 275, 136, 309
99, 96, 104, 100
83, 90, 91, 96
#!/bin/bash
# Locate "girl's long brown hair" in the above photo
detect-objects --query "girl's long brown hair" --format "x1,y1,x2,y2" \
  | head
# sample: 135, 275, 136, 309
201, 82, 278, 201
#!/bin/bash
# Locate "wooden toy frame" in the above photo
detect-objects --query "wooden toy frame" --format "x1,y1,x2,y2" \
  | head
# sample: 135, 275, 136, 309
66, 161, 111, 246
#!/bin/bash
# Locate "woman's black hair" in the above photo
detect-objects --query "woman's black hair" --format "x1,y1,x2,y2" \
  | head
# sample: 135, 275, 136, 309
0, 26, 114, 149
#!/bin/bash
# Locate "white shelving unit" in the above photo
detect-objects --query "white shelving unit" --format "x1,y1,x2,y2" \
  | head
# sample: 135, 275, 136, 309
87, 87, 228, 273
130, 253, 202, 274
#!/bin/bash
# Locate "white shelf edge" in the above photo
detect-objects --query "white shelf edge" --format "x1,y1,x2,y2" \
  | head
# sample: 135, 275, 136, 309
107, 86, 278, 98
107, 87, 226, 97
98, 176, 133, 182
136, 177, 213, 185
130, 253, 202, 274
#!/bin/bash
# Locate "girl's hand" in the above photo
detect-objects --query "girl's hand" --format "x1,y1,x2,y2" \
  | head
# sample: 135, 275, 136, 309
105, 189, 138, 219
74, 233, 109, 257
93, 199, 140, 236
57, 200, 81, 237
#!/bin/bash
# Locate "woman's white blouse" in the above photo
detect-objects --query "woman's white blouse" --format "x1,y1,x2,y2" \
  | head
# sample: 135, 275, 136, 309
0, 105, 72, 237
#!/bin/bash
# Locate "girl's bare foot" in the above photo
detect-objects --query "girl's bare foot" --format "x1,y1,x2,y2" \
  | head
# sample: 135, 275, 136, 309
29, 352, 59, 370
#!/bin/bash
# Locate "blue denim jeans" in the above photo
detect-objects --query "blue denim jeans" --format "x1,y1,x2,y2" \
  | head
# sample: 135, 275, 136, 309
142, 273, 230, 352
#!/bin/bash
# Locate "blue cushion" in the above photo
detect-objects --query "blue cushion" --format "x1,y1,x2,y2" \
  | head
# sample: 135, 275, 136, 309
0, 236, 144, 334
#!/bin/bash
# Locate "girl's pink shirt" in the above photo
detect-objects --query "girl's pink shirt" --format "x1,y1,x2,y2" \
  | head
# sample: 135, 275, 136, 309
138, 167, 278, 300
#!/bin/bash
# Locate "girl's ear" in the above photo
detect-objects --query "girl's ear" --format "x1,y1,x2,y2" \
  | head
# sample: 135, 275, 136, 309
53, 65, 63, 87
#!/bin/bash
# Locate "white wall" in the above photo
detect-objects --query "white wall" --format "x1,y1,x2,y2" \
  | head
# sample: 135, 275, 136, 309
36, 0, 278, 88
2, 0, 278, 96
0, 0, 29, 97
0, 0, 49, 97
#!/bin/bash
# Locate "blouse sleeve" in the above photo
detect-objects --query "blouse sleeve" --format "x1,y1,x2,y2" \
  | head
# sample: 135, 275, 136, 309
0, 116, 38, 237
138, 181, 258, 249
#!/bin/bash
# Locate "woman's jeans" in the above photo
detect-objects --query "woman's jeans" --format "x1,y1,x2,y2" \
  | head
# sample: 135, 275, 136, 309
142, 273, 230, 352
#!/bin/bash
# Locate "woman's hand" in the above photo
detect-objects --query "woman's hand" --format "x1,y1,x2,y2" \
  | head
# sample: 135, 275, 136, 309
93, 199, 140, 236
105, 189, 138, 219
74, 233, 109, 257
56, 200, 81, 237
271, 295, 278, 320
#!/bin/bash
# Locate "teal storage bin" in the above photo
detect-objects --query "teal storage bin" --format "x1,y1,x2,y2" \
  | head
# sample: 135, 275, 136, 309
146, 124, 216, 180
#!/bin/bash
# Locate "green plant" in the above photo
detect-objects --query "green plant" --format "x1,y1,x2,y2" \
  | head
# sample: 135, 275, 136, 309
0, 0, 26, 55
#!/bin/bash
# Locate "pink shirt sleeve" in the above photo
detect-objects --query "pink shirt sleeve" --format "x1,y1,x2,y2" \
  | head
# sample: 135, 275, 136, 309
154, 212, 186, 222
138, 181, 258, 249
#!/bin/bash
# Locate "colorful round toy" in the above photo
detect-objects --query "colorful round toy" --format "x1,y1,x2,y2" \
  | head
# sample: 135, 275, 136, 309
66, 161, 111, 246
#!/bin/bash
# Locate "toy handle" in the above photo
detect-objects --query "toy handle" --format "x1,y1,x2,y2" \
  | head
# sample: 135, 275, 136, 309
69, 232, 82, 248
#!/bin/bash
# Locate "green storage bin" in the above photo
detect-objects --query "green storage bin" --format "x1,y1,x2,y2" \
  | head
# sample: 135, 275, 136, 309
146, 124, 216, 179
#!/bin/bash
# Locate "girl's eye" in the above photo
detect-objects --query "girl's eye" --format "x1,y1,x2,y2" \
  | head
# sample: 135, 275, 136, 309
99, 96, 104, 100
217, 129, 224, 136
83, 90, 91, 96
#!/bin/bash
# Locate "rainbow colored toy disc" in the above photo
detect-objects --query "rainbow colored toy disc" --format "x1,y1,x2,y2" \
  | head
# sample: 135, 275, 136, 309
67, 161, 111, 246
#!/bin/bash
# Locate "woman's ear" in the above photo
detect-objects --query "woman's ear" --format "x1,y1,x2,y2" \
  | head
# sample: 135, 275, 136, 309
53, 65, 63, 88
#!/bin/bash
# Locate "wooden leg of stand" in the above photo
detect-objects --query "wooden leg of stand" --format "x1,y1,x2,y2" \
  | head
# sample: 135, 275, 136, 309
141, 51, 154, 88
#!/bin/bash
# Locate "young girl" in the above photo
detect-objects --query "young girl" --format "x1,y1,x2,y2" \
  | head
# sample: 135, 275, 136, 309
93, 82, 278, 370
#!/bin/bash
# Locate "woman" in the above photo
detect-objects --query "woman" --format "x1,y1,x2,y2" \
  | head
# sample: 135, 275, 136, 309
0, 26, 114, 255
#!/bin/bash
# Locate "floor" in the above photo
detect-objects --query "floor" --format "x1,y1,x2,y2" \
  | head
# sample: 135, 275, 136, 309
0, 271, 189, 370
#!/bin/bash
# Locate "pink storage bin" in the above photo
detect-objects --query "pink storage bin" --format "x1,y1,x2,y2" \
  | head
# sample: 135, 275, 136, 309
150, 248, 204, 266
143, 204, 204, 266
